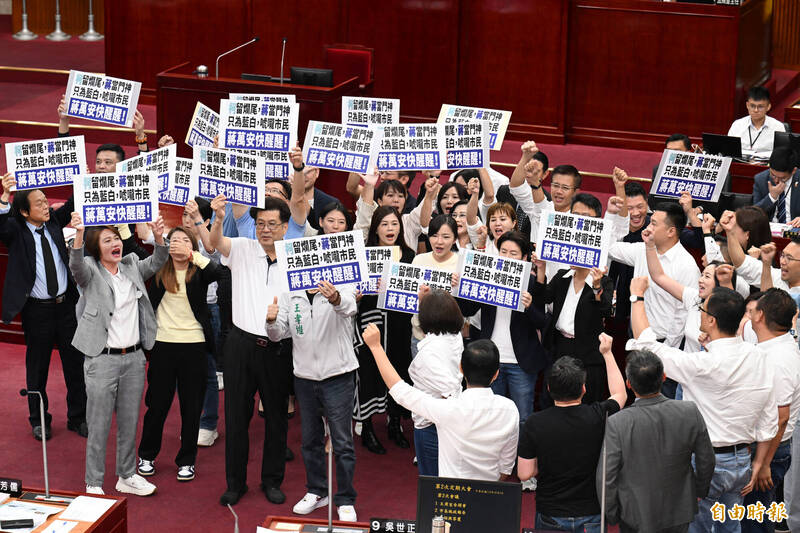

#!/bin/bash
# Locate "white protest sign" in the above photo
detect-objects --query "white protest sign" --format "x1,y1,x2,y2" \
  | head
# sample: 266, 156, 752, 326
117, 144, 177, 206
342, 96, 400, 127
229, 93, 296, 104
377, 262, 453, 314
303, 121, 381, 174
5, 135, 86, 190
652, 149, 731, 203
376, 124, 446, 171
357, 246, 400, 295
74, 172, 158, 226
455, 250, 531, 312
277, 230, 369, 292
160, 157, 194, 206
189, 147, 265, 208
442, 121, 490, 170
64, 70, 141, 128
438, 104, 511, 151
185, 102, 219, 148
535, 210, 612, 269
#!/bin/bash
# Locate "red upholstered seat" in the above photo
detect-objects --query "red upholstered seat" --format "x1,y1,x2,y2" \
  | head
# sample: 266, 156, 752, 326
324, 44, 374, 94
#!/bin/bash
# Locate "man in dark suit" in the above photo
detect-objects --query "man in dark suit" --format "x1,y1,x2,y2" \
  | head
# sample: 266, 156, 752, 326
752, 147, 800, 225
598, 349, 715, 533
0, 173, 86, 441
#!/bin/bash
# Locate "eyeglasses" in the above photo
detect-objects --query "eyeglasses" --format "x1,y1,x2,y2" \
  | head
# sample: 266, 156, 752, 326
697, 302, 717, 319
256, 221, 283, 231
550, 183, 575, 192
781, 252, 800, 263
266, 188, 287, 199
747, 102, 768, 111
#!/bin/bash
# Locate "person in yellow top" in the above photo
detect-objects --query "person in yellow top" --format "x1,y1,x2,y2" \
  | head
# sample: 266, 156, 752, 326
136, 226, 223, 482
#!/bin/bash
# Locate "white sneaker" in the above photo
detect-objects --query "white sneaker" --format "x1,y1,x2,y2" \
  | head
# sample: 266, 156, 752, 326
177, 465, 195, 482
137, 458, 155, 477
337, 505, 357, 522
197, 428, 218, 447
521, 477, 537, 492
292, 493, 328, 515
85, 485, 104, 495
217, 371, 224, 390
116, 474, 156, 496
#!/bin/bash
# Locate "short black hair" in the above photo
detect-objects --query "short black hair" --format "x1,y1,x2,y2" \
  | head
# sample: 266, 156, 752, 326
418, 289, 464, 335
461, 340, 499, 387
428, 214, 459, 245
744, 291, 764, 306
317, 201, 353, 232
706, 287, 745, 336
547, 356, 586, 402
747, 85, 771, 103
533, 151, 549, 174
193, 196, 212, 221
436, 181, 468, 214
250, 196, 291, 224
375, 179, 408, 201
770, 147, 797, 173
625, 350, 664, 396
266, 178, 291, 199
654, 201, 687, 232
756, 288, 796, 333
625, 181, 647, 200
496, 230, 531, 259
551, 164, 581, 189
665, 134, 692, 151
11, 189, 37, 223
571, 192, 602, 217
95, 143, 125, 163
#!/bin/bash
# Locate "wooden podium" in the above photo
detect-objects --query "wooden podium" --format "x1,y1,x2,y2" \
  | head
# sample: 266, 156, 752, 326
4, 488, 126, 533
156, 62, 361, 159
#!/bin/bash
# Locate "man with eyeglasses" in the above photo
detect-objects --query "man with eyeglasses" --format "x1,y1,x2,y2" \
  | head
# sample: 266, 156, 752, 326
727, 86, 786, 158
628, 277, 778, 533
751, 147, 800, 226
209, 194, 293, 507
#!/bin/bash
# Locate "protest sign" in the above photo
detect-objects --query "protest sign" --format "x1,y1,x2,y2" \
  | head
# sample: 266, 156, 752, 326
652, 149, 731, 203
455, 250, 531, 312
189, 147, 265, 207
438, 104, 511, 151
277, 231, 369, 292
535, 210, 612, 269
117, 144, 177, 206
5, 135, 86, 190
229, 93, 296, 104
160, 157, 194, 206
377, 262, 453, 314
64, 70, 141, 128
442, 121, 490, 170
357, 246, 400, 295
185, 102, 219, 148
74, 171, 158, 226
376, 124, 446, 171
303, 121, 381, 174
342, 97, 400, 127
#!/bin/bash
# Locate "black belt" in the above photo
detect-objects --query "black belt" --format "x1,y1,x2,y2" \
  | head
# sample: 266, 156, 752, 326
234, 325, 277, 348
103, 343, 142, 355
29, 293, 67, 304
713, 444, 750, 454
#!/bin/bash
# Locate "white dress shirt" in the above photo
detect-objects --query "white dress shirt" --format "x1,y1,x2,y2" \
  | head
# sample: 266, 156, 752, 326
734, 255, 800, 294
221, 237, 285, 337
491, 308, 517, 364
25, 221, 69, 299
767, 185, 793, 224
703, 237, 755, 298
390, 383, 519, 480
408, 333, 464, 429
727, 115, 786, 156
758, 333, 800, 441
626, 328, 778, 447
107, 269, 139, 348
681, 286, 703, 354
609, 241, 700, 346
554, 270, 595, 338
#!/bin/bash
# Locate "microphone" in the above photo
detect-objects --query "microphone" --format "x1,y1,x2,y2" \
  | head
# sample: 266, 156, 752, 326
280, 37, 287, 86
216, 37, 260, 79
227, 504, 239, 533
20, 389, 50, 498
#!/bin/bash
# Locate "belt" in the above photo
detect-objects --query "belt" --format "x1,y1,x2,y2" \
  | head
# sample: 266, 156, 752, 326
103, 343, 142, 355
29, 293, 67, 304
713, 444, 750, 454
234, 325, 275, 348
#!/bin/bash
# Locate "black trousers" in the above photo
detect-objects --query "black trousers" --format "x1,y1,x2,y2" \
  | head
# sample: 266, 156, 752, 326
138, 341, 207, 466
224, 327, 292, 491
20, 298, 86, 427
620, 523, 689, 533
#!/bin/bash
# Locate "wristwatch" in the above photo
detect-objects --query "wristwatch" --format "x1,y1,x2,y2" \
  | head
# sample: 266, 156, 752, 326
629, 295, 644, 303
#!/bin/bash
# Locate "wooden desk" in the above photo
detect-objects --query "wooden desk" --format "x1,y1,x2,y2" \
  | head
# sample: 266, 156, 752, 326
4, 488, 126, 533
261, 515, 370, 532
729, 161, 767, 194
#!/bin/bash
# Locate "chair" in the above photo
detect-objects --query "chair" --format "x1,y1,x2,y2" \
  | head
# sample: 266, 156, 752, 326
323, 44, 374, 95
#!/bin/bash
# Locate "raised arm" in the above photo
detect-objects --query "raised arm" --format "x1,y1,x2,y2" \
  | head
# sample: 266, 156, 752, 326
629, 276, 650, 339
611, 167, 628, 218
137, 216, 168, 280
510, 141, 545, 203
466, 177, 481, 226
184, 199, 215, 253
289, 145, 309, 225
599, 333, 627, 408
759, 243, 776, 290
478, 167, 495, 206
209, 194, 232, 257
642, 227, 685, 301
69, 212, 93, 287
719, 210, 746, 268
679, 191, 702, 229
346, 172, 364, 201
58, 94, 69, 135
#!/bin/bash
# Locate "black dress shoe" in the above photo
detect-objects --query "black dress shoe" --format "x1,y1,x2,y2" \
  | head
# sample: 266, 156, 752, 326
361, 420, 386, 455
285, 447, 295, 461
33, 425, 52, 441
219, 486, 248, 506
261, 484, 286, 504
67, 420, 88, 438
388, 416, 410, 449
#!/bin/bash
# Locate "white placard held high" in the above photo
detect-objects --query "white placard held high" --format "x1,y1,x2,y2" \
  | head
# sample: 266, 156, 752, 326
535, 210, 612, 269
438, 104, 511, 151
5, 135, 86, 190
189, 147, 265, 207
277, 230, 369, 292
652, 149, 731, 203
376, 124, 446, 171
302, 121, 381, 174
442, 121, 490, 170
74, 171, 158, 226
455, 249, 531, 312
185, 102, 219, 148
64, 70, 141, 128
377, 262, 453, 315
342, 96, 400, 127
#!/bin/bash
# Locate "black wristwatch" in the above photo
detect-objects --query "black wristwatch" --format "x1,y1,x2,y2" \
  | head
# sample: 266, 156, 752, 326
629, 295, 644, 303
531, 184, 542, 190
293, 163, 305, 172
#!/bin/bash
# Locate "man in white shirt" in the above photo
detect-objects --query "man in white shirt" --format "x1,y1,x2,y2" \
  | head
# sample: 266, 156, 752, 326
209, 196, 293, 507
727, 86, 787, 157
627, 277, 778, 533
742, 288, 800, 533
362, 327, 519, 482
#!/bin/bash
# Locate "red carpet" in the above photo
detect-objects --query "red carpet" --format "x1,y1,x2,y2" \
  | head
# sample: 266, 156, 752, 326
0, 342, 544, 531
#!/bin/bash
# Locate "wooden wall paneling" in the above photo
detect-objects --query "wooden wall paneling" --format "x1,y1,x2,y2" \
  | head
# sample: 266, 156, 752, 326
456, 0, 568, 144
772, 0, 800, 70
12, 0, 104, 35
734, 0, 772, 113
566, 0, 741, 151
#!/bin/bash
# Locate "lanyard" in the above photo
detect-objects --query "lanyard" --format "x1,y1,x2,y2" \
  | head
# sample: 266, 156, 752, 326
748, 124, 765, 149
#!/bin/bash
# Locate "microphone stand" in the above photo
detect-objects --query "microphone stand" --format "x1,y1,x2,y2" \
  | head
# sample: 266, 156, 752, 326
216, 37, 259, 79
600, 413, 608, 533
280, 38, 287, 86
227, 503, 239, 533
13, 0, 37, 40
327, 436, 333, 532
20, 389, 49, 498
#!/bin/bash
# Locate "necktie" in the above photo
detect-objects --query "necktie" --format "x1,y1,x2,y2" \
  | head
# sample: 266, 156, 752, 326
35, 227, 59, 298
777, 191, 787, 224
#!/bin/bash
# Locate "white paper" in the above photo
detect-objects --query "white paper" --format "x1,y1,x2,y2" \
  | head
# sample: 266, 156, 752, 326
64, 70, 141, 128
57, 496, 114, 523
376, 124, 446, 171
185, 102, 219, 148
342, 96, 400, 127
438, 103, 511, 151
189, 147, 266, 208
652, 149, 731, 203
0, 501, 62, 533
276, 231, 369, 292
5, 136, 87, 191
39, 520, 78, 533
73, 171, 159, 226
303, 121, 381, 174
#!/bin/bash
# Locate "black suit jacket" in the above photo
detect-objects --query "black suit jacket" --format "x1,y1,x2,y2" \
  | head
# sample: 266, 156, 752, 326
752, 168, 800, 221
533, 268, 613, 364
456, 274, 550, 375
0, 197, 79, 323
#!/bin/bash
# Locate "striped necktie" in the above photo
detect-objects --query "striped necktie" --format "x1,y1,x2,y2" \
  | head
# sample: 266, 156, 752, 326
777, 190, 787, 223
